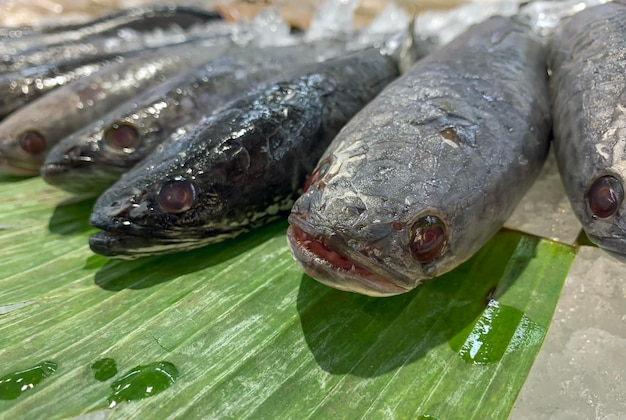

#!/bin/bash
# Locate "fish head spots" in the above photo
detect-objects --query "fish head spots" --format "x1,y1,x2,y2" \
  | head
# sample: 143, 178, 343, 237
157, 178, 196, 214
18, 130, 46, 155
586, 175, 623, 219
304, 156, 332, 193
104, 122, 141, 154
409, 215, 448, 264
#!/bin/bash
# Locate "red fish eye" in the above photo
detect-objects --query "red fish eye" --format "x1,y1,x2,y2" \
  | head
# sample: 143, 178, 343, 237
19, 130, 46, 155
304, 158, 331, 192
587, 175, 623, 218
410, 215, 447, 264
157, 179, 196, 214
104, 122, 140, 152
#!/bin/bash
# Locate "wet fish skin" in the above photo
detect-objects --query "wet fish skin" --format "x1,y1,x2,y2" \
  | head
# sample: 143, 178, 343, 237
0, 53, 125, 119
549, 2, 626, 255
0, 4, 222, 58
41, 39, 359, 195
0, 14, 231, 75
88, 47, 401, 258
287, 16, 552, 296
0, 40, 232, 176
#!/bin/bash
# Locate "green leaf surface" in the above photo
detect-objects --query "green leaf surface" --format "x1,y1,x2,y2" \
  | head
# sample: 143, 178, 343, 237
0, 176, 575, 418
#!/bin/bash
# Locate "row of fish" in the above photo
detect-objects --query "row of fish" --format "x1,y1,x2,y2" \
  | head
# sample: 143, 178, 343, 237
290, 0, 626, 296
1, 2, 624, 297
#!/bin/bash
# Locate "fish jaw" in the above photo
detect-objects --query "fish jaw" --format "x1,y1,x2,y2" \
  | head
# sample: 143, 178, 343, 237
287, 216, 414, 297
88, 229, 242, 259
41, 139, 125, 195
585, 231, 626, 258
41, 160, 122, 195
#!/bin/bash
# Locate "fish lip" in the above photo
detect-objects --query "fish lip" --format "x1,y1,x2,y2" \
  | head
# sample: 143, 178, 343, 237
287, 216, 412, 297
40, 162, 71, 184
585, 232, 626, 258
89, 228, 242, 258
89, 230, 189, 259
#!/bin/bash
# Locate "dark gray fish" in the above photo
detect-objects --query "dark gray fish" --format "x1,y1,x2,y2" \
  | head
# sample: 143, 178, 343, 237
549, 2, 626, 256
41, 39, 361, 195
88, 47, 402, 258
287, 16, 552, 296
0, 5, 222, 57
0, 40, 232, 176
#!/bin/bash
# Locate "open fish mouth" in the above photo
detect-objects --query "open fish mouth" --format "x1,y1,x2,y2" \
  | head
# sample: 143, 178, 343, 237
286, 219, 409, 297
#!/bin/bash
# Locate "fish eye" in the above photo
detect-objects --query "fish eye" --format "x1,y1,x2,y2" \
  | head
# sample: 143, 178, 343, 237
304, 157, 332, 192
104, 122, 141, 153
19, 130, 46, 155
586, 175, 623, 219
410, 215, 447, 264
157, 178, 196, 214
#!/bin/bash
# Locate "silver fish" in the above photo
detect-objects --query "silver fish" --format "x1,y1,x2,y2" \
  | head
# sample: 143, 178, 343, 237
41, 39, 363, 195
0, 5, 223, 70
549, 2, 626, 256
88, 47, 402, 259
0, 53, 124, 119
287, 16, 552, 296
0, 40, 232, 176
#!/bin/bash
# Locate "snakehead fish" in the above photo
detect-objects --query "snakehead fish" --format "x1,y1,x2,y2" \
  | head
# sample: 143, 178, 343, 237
88, 46, 406, 259
550, 1, 626, 256
287, 15, 552, 296
0, 40, 233, 176
40, 39, 369, 195
0, 5, 223, 73
0, 53, 129, 119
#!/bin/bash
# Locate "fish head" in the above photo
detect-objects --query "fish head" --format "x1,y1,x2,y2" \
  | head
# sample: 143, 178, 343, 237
558, 89, 626, 256
0, 119, 49, 175
287, 96, 493, 297
88, 118, 257, 259
576, 171, 626, 256
41, 117, 164, 194
287, 145, 460, 297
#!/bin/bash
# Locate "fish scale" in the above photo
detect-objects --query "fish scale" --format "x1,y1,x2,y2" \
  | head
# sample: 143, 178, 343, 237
287, 16, 551, 296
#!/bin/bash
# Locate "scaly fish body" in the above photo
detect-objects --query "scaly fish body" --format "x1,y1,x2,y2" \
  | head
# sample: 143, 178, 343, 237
88, 47, 401, 258
0, 40, 233, 175
41, 39, 360, 195
550, 2, 626, 256
287, 16, 551, 296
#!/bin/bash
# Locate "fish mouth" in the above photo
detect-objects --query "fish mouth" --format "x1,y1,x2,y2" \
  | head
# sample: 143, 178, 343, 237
286, 218, 410, 297
41, 161, 120, 195
585, 232, 626, 260
40, 162, 72, 184
89, 229, 241, 259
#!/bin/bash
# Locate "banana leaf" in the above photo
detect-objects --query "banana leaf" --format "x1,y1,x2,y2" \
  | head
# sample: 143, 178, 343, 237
0, 176, 575, 418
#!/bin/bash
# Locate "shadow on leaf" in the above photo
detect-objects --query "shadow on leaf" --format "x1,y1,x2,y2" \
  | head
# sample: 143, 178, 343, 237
48, 196, 97, 235
94, 219, 290, 291
296, 230, 538, 377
